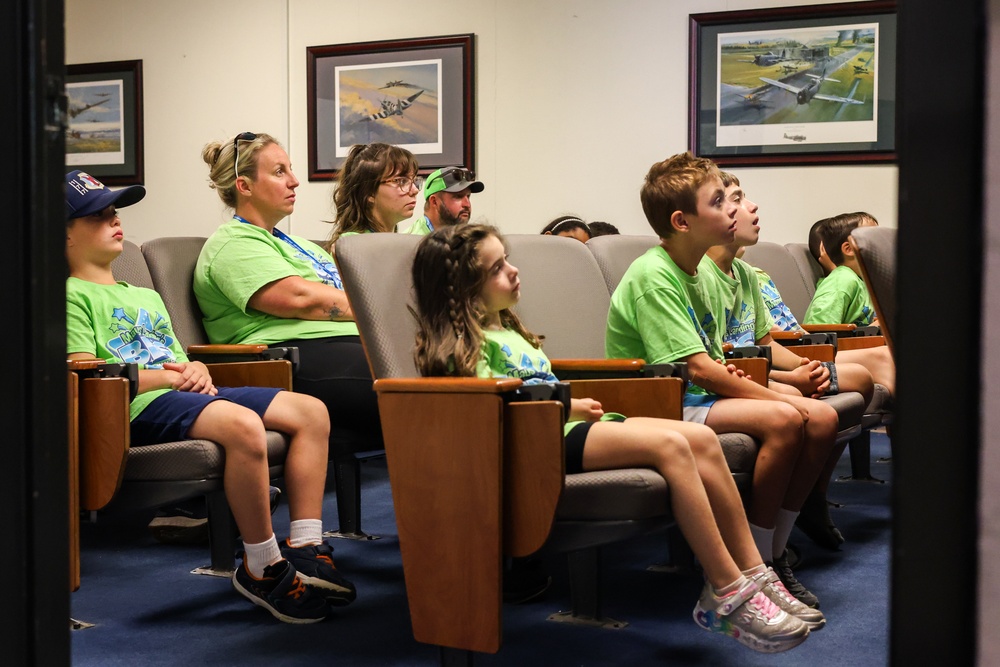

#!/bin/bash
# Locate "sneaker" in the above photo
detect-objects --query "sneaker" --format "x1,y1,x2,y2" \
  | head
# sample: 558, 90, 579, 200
281, 540, 357, 606
693, 577, 810, 653
232, 559, 328, 624
752, 567, 826, 630
771, 550, 820, 609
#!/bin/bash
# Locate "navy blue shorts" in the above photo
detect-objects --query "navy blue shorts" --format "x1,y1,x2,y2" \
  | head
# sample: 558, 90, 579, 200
130, 386, 282, 447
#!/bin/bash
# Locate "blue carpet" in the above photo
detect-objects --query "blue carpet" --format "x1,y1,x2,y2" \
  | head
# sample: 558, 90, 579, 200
72, 433, 892, 666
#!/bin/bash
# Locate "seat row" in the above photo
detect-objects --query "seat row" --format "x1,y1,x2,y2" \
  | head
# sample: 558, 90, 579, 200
69, 229, 895, 659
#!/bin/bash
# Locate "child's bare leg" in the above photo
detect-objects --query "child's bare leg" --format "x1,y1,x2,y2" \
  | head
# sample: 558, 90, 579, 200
580, 419, 741, 590
834, 361, 875, 405
780, 396, 839, 510
187, 401, 273, 545
836, 346, 895, 396
704, 398, 803, 528
768, 380, 803, 396
261, 392, 331, 521
654, 418, 764, 570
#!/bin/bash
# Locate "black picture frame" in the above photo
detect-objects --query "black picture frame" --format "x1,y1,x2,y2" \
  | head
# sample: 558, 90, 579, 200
690, 2, 896, 167
65, 59, 144, 185
306, 33, 475, 181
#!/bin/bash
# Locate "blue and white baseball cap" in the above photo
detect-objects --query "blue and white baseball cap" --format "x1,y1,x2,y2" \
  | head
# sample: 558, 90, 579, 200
65, 170, 146, 219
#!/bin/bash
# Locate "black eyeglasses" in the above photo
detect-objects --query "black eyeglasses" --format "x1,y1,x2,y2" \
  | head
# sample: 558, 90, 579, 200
233, 131, 257, 180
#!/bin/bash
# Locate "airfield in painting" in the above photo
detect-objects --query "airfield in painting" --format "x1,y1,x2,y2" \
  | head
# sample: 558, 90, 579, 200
719, 43, 876, 126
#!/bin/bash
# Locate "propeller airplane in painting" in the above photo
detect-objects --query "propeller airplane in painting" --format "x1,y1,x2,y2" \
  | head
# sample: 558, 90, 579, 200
759, 68, 864, 106
364, 89, 425, 121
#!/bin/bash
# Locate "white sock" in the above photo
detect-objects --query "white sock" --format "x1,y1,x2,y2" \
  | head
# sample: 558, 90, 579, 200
243, 534, 282, 578
750, 523, 775, 562
742, 563, 768, 578
773, 509, 800, 558
288, 519, 324, 547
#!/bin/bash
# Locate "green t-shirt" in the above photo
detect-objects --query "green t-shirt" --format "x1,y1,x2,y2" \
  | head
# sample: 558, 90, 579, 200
194, 220, 358, 345
803, 265, 876, 326
606, 247, 729, 400
478, 328, 623, 435
402, 216, 433, 236
66, 278, 187, 420
706, 257, 774, 347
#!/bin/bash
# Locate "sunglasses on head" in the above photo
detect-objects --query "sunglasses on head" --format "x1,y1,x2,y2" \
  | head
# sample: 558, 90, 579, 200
233, 131, 257, 180
436, 166, 476, 188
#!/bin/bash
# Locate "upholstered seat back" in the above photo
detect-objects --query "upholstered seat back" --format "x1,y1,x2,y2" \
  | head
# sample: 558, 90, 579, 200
335, 233, 422, 379
139, 237, 210, 348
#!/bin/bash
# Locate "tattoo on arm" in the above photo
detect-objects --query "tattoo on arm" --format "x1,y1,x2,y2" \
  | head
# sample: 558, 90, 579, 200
327, 305, 343, 320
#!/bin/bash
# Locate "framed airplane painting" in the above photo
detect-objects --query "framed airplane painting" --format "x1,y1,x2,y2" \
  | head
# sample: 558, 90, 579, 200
65, 59, 144, 185
690, 1, 896, 166
306, 34, 475, 181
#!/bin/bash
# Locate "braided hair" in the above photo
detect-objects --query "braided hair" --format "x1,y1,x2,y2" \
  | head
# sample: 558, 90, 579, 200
412, 224, 541, 377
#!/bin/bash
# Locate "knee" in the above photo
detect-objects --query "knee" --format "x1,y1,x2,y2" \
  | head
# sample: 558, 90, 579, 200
224, 410, 269, 458
760, 403, 805, 451
293, 393, 331, 440
685, 424, 724, 460
653, 430, 698, 469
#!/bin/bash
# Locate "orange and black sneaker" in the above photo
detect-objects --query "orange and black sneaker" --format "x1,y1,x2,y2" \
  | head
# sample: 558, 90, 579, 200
281, 539, 357, 606
232, 558, 328, 624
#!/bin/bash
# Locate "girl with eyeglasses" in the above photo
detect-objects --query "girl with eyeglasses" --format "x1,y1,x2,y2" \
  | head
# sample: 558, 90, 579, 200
195, 132, 384, 513
324, 142, 421, 255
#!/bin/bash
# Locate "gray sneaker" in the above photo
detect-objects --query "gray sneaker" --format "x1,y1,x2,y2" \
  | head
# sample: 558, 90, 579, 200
693, 576, 810, 653
753, 567, 826, 630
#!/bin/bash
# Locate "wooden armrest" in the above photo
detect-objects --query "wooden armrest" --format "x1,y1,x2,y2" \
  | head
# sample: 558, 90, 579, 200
729, 357, 769, 388
568, 377, 683, 420
187, 343, 270, 355
376, 387, 563, 653
801, 323, 858, 333
781, 344, 836, 363
73, 374, 130, 511
838, 336, 887, 351
770, 330, 804, 341
551, 358, 645, 372
374, 377, 524, 394
207, 360, 293, 391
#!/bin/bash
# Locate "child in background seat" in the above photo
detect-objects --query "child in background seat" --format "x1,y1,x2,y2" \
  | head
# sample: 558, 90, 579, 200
411, 223, 819, 654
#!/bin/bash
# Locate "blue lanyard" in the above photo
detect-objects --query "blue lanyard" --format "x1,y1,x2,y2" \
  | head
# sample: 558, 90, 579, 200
233, 215, 343, 289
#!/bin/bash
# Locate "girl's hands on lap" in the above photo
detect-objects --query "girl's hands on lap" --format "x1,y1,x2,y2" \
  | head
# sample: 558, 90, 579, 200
570, 397, 604, 422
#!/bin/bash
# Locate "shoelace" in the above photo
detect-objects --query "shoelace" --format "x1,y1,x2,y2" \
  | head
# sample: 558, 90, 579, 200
749, 592, 782, 619
286, 576, 308, 600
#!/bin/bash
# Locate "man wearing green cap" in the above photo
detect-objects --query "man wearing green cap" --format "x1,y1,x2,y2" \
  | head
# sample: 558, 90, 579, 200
402, 166, 484, 235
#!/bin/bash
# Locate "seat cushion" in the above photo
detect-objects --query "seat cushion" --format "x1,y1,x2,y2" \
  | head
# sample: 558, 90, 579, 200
123, 430, 288, 481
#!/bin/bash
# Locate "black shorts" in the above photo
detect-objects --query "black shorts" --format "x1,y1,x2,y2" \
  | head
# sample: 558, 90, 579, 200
564, 422, 594, 474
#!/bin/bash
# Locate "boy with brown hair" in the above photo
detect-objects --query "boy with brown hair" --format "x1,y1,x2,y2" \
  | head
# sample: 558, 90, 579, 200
606, 153, 839, 609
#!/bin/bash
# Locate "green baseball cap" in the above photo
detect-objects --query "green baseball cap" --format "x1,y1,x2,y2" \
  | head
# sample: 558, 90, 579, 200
423, 166, 484, 198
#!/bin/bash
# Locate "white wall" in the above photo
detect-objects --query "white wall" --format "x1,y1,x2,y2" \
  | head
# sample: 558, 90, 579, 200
66, 0, 896, 246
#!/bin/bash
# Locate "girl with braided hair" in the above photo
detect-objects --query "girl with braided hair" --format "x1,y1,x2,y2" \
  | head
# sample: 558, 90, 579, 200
410, 224, 821, 654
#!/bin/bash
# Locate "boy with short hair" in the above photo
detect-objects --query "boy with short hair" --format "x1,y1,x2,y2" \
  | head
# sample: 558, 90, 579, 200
707, 173, 878, 550
606, 153, 839, 609
65, 170, 355, 623
805, 212, 880, 327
